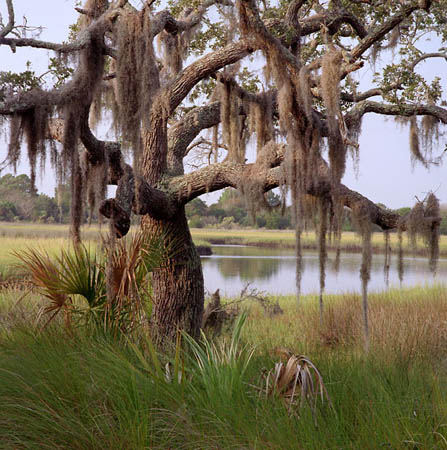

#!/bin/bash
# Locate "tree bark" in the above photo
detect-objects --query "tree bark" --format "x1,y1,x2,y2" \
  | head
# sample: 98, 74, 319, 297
141, 208, 204, 344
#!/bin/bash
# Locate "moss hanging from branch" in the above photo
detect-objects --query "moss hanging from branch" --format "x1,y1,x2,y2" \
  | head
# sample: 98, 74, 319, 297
219, 80, 246, 163
425, 193, 440, 273
84, 150, 108, 225
285, 134, 305, 304
22, 105, 51, 194
6, 104, 52, 194
421, 114, 440, 158
397, 227, 404, 284
220, 80, 232, 154
409, 116, 427, 168
158, 31, 184, 78
352, 203, 372, 350
61, 12, 105, 242
407, 200, 425, 253
7, 114, 23, 173
238, 140, 278, 219
298, 66, 313, 124
321, 49, 342, 116
116, 7, 159, 163
321, 48, 346, 185
70, 146, 84, 246
248, 91, 274, 153
384, 230, 391, 287
266, 43, 321, 304
318, 197, 329, 323
347, 115, 362, 173
407, 193, 440, 272
320, 48, 347, 263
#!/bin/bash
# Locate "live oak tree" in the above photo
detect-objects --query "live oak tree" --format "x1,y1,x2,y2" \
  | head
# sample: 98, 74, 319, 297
0, 0, 445, 343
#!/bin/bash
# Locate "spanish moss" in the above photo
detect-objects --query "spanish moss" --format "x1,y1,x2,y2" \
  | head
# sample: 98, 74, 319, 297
70, 146, 84, 246
220, 80, 245, 163
383, 230, 391, 287
407, 200, 425, 253
353, 204, 372, 350
321, 48, 346, 184
424, 193, 440, 273
421, 114, 440, 157
116, 7, 159, 163
158, 31, 184, 78
397, 227, 404, 284
248, 91, 274, 152
22, 105, 51, 194
347, 116, 362, 174
318, 197, 328, 323
298, 66, 313, 123
409, 116, 427, 168
7, 114, 23, 172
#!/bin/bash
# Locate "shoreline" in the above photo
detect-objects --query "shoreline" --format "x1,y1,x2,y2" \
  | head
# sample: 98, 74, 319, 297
191, 228, 447, 258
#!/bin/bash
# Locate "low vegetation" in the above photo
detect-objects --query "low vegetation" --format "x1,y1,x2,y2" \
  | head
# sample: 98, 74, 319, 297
1, 281, 447, 448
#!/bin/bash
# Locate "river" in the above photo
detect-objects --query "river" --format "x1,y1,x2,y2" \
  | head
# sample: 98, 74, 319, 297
200, 245, 447, 296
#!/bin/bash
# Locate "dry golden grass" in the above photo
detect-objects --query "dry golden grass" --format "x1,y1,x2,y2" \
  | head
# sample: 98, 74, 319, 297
242, 285, 447, 361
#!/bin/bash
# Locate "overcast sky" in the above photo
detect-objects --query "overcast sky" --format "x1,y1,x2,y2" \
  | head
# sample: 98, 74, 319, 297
0, 0, 446, 209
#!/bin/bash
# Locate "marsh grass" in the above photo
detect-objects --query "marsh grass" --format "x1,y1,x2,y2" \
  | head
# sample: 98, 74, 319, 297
191, 228, 447, 256
1, 286, 447, 448
0, 223, 211, 282
2, 222, 446, 254
240, 285, 447, 361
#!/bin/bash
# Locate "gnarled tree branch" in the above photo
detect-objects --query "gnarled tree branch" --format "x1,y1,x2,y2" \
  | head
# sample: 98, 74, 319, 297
345, 100, 447, 126
0, 0, 15, 38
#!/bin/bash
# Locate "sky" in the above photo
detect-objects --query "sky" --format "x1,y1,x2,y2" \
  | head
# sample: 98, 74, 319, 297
0, 0, 446, 209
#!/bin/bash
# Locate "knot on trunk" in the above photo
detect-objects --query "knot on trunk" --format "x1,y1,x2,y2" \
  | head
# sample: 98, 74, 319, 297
99, 198, 131, 238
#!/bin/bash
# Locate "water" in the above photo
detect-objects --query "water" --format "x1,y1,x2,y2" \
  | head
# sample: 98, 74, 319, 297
201, 245, 447, 296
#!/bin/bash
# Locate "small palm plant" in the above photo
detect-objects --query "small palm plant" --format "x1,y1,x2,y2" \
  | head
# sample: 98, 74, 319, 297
264, 349, 333, 420
13, 230, 172, 334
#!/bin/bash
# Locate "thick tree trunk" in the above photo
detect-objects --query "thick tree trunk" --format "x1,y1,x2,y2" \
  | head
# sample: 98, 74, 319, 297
141, 207, 204, 344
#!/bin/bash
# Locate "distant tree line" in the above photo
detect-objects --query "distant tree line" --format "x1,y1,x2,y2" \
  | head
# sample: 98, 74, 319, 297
186, 189, 293, 230
0, 175, 446, 234
187, 187, 447, 234
0, 174, 72, 223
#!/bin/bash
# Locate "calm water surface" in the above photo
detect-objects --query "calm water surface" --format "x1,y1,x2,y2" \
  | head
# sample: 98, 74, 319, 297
201, 245, 447, 296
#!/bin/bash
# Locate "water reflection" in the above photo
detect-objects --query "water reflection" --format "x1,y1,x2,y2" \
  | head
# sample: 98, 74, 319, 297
201, 245, 446, 296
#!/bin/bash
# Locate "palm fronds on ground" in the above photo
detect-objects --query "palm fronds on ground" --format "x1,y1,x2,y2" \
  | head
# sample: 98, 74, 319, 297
264, 348, 332, 419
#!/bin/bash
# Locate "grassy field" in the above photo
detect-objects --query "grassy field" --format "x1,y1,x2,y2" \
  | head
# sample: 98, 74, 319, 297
1, 222, 446, 448
0, 222, 212, 281
191, 227, 447, 256
2, 221, 446, 254
1, 285, 447, 448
